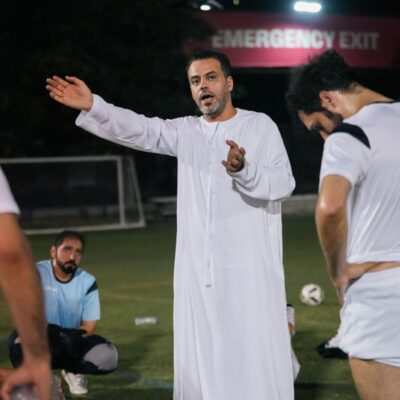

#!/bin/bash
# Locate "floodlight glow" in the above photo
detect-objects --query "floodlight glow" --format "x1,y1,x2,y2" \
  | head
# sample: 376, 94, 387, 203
200, 4, 212, 11
293, 1, 322, 13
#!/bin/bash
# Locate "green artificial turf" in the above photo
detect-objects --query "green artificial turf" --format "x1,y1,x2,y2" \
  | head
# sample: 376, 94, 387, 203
0, 215, 359, 399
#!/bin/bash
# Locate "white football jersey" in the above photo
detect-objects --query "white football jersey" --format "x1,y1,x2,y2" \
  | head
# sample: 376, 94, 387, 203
320, 101, 400, 263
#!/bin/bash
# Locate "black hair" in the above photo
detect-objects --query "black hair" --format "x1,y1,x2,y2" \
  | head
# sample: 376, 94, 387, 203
286, 49, 358, 119
53, 230, 85, 252
185, 49, 232, 77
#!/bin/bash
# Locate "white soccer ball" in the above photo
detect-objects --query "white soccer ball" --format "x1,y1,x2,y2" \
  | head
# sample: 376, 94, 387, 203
300, 283, 325, 306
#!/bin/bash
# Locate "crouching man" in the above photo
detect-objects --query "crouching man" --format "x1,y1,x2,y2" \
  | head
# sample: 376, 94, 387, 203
8, 230, 118, 395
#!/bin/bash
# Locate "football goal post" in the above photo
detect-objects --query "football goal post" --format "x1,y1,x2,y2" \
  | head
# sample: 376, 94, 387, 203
1, 155, 145, 234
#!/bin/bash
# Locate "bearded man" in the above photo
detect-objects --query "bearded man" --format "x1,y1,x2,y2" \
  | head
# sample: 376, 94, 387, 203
8, 230, 118, 396
46, 49, 295, 400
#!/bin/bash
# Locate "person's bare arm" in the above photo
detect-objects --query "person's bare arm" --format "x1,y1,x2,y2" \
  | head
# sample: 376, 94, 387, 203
0, 213, 51, 400
46, 75, 93, 111
316, 175, 351, 301
79, 320, 97, 337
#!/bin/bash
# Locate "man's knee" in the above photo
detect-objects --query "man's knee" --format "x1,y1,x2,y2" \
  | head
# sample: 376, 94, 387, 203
83, 341, 118, 374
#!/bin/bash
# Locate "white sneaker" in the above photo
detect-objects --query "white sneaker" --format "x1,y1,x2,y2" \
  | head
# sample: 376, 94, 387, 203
61, 370, 88, 395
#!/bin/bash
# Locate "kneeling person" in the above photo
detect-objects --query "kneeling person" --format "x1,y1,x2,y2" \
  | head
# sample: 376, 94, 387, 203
8, 230, 118, 395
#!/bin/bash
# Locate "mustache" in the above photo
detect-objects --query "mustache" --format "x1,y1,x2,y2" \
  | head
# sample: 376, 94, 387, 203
64, 260, 77, 267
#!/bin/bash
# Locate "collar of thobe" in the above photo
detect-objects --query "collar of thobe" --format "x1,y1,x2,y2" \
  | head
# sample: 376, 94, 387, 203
200, 108, 240, 126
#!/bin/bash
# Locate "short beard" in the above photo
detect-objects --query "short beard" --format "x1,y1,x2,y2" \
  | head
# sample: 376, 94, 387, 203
199, 94, 229, 119
57, 259, 76, 275
200, 101, 224, 119
323, 109, 343, 130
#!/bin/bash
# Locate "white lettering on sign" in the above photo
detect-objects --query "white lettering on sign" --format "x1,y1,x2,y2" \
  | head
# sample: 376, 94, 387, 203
212, 29, 380, 50
339, 31, 380, 50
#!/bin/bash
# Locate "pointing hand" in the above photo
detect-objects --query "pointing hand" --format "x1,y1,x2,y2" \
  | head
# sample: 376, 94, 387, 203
222, 140, 246, 173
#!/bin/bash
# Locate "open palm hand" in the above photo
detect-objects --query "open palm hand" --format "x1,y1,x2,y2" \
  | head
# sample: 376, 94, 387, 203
46, 75, 93, 111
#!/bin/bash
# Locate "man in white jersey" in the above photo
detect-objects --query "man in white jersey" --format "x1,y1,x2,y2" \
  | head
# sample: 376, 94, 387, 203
0, 167, 51, 400
286, 49, 400, 400
45, 49, 296, 400
8, 230, 118, 396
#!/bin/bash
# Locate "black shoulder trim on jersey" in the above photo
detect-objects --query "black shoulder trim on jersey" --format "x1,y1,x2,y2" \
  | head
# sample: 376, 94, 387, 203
370, 100, 400, 104
330, 123, 370, 149
86, 281, 98, 295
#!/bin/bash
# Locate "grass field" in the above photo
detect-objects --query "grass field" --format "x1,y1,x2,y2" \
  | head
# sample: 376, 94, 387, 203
0, 215, 359, 399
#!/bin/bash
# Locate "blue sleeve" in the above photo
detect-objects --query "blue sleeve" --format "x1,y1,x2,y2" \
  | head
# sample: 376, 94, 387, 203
82, 280, 100, 321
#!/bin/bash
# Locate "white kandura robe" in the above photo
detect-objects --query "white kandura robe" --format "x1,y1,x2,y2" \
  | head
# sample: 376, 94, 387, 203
76, 95, 296, 400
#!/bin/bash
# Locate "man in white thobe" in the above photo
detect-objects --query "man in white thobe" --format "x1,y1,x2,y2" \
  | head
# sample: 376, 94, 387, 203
46, 50, 295, 400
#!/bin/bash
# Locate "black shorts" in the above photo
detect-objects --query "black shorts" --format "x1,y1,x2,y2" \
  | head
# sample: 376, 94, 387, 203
8, 325, 116, 375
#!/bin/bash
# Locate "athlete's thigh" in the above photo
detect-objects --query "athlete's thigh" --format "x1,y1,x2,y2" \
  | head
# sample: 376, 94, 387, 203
350, 357, 400, 400
81, 334, 108, 354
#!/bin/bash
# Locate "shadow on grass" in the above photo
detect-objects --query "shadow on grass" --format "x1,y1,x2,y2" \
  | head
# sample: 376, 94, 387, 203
72, 387, 172, 400
293, 328, 358, 399
125, 331, 168, 366
84, 329, 172, 393
68, 330, 173, 399
295, 383, 359, 400
293, 329, 332, 400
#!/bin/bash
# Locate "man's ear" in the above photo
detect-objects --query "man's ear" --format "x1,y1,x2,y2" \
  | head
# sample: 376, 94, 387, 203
319, 90, 338, 112
50, 245, 56, 259
227, 76, 234, 92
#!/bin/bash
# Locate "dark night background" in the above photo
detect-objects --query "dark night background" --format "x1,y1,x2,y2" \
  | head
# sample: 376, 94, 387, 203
1, 0, 400, 199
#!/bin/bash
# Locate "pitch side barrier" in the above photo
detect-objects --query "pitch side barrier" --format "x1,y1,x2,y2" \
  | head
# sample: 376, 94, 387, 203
147, 194, 317, 220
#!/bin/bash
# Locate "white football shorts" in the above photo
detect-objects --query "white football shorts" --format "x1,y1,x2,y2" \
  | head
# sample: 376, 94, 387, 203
339, 267, 400, 367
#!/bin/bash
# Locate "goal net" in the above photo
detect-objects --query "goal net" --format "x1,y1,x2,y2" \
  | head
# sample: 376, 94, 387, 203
1, 155, 145, 234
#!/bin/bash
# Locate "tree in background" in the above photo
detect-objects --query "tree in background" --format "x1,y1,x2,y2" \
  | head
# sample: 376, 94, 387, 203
0, 0, 212, 152
0, 0, 213, 196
